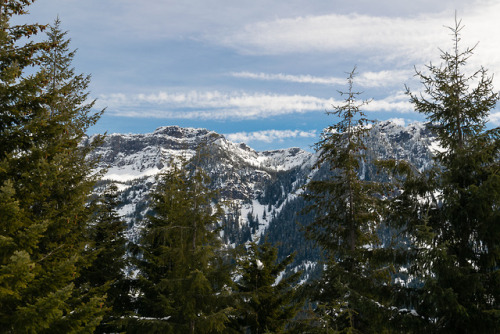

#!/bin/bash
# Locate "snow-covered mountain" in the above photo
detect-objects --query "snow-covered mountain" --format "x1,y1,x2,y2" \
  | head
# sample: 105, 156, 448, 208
88, 120, 438, 278
89, 125, 315, 242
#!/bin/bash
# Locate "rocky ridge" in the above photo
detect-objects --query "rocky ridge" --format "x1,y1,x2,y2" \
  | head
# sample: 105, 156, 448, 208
88, 121, 438, 278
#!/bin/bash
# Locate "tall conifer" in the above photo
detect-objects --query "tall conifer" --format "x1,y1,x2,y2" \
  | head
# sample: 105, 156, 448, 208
392, 17, 500, 332
78, 183, 129, 333
303, 68, 393, 332
128, 161, 233, 333
0, 5, 106, 332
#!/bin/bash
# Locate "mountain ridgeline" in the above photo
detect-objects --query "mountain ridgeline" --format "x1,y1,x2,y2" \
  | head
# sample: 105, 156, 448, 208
88, 120, 438, 278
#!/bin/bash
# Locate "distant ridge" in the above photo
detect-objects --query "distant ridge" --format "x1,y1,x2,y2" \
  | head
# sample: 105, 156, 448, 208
89, 121, 438, 280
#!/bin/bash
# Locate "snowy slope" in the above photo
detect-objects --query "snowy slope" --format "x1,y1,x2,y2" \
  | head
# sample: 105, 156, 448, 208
88, 121, 438, 274
88, 125, 314, 243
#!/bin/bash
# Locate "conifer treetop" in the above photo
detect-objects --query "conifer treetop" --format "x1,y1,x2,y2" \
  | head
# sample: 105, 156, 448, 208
406, 15, 498, 151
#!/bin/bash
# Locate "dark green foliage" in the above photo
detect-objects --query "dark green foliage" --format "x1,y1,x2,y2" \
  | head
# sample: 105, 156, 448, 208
305, 68, 378, 255
221, 201, 252, 245
392, 17, 500, 332
231, 241, 303, 333
78, 183, 130, 333
259, 169, 298, 208
128, 162, 233, 333
247, 211, 261, 234
303, 68, 394, 332
265, 196, 321, 282
0, 5, 107, 333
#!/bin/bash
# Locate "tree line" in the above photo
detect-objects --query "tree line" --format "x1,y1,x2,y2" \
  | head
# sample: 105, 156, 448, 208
1, 1, 499, 333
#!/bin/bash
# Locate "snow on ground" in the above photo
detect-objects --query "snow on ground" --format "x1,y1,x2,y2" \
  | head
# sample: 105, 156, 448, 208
428, 139, 445, 154
117, 203, 136, 218
104, 165, 163, 183
114, 183, 131, 192
216, 136, 312, 172
100, 129, 312, 184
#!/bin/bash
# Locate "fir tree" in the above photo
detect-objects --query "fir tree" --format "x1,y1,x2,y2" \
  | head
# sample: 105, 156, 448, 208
303, 68, 393, 332
77, 183, 129, 333
0, 6, 106, 332
394, 17, 500, 332
231, 241, 302, 334
128, 161, 233, 333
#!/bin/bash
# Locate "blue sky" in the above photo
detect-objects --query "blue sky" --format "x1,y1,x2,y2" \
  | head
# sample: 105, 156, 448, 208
19, 0, 500, 151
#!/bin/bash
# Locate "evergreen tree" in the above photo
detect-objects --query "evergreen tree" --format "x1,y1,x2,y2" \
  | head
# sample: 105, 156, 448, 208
393, 17, 500, 332
128, 162, 233, 333
77, 183, 129, 333
231, 241, 302, 333
303, 68, 393, 332
0, 6, 106, 332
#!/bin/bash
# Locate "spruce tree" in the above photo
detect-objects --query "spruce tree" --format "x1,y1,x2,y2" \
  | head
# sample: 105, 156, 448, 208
231, 241, 302, 333
78, 183, 129, 333
0, 5, 106, 332
127, 161, 233, 334
391, 17, 500, 332
303, 68, 393, 332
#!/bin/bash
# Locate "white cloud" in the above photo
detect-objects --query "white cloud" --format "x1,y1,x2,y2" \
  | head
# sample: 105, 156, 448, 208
98, 91, 333, 119
214, 13, 446, 58
356, 71, 413, 88
490, 111, 500, 125
365, 91, 413, 113
231, 70, 412, 88
29, 0, 470, 41
226, 129, 317, 143
211, 1, 500, 75
231, 72, 345, 86
97, 90, 416, 120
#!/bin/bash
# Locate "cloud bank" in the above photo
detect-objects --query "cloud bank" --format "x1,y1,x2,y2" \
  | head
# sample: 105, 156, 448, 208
210, 1, 500, 74
231, 70, 412, 88
97, 90, 414, 120
226, 129, 317, 143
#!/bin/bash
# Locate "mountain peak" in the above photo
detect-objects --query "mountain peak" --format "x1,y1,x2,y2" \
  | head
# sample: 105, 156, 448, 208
91, 121, 438, 275
153, 125, 217, 139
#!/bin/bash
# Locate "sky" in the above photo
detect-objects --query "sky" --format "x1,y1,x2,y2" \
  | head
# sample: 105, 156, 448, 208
17, 0, 500, 151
